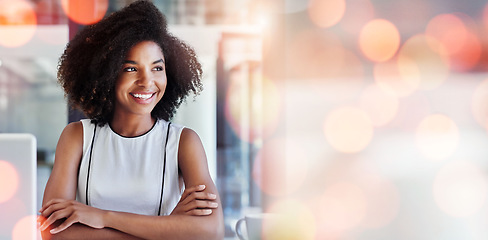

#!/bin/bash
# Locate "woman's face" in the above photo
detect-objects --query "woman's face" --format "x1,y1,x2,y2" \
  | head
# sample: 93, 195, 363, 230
114, 41, 167, 118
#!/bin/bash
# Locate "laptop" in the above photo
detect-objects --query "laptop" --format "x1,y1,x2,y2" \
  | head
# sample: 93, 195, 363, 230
0, 134, 38, 240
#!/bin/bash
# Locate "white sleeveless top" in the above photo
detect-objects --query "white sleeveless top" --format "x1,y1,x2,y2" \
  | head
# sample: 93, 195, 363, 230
76, 119, 185, 216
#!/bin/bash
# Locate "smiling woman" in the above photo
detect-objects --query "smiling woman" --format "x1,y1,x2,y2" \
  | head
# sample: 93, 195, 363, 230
39, 1, 224, 239
114, 41, 167, 122
56, 1, 202, 126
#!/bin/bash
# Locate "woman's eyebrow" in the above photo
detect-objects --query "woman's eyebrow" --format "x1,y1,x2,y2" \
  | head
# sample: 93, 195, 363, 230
123, 60, 137, 64
122, 59, 164, 64
153, 59, 164, 64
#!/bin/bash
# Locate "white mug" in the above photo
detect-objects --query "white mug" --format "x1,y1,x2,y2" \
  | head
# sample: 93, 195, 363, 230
235, 213, 277, 240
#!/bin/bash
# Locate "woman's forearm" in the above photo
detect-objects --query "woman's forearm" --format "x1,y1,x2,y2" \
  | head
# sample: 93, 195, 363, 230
43, 210, 224, 240
42, 221, 143, 240
103, 211, 224, 240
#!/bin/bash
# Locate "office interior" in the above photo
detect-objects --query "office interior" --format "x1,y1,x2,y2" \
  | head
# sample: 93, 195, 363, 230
1, 0, 488, 239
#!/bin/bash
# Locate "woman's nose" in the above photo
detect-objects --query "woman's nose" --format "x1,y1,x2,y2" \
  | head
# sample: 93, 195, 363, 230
137, 69, 153, 86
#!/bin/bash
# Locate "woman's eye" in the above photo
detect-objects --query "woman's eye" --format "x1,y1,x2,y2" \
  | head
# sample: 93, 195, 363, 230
153, 66, 164, 71
124, 67, 136, 72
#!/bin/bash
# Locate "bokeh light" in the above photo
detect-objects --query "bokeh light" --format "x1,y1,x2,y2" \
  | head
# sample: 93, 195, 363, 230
374, 57, 420, 97
0, 197, 28, 236
308, 0, 346, 28
317, 160, 400, 231
12, 215, 39, 240
259, 77, 282, 140
317, 182, 367, 233
264, 199, 316, 240
224, 74, 281, 143
252, 138, 309, 197
359, 84, 399, 127
415, 114, 459, 161
61, 0, 109, 25
0, 160, 19, 203
0, 0, 37, 48
359, 19, 400, 62
471, 78, 488, 130
448, 31, 481, 72
425, 14, 468, 56
287, 29, 348, 79
323, 106, 374, 153
433, 160, 487, 217
397, 34, 450, 90
340, 0, 375, 36
425, 14, 481, 72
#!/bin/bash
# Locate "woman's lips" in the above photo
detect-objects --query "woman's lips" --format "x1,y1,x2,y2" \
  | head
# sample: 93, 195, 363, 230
129, 92, 156, 104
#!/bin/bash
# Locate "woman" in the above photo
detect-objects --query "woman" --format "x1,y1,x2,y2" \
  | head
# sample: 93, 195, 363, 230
39, 1, 224, 239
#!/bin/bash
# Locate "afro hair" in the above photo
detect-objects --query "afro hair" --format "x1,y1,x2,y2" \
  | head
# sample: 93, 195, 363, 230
58, 0, 203, 125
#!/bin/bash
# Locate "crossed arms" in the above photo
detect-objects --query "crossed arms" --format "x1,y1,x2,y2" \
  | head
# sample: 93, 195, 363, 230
39, 122, 224, 240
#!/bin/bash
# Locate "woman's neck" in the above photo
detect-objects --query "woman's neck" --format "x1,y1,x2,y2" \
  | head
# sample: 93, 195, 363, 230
110, 114, 155, 137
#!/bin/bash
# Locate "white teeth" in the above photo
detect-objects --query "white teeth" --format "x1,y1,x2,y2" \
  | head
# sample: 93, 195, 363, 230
132, 93, 153, 99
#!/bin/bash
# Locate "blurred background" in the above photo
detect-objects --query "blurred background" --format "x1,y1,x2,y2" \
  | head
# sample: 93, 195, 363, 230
1, 0, 488, 239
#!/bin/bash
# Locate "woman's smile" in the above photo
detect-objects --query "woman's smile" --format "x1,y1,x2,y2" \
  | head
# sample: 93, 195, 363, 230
130, 92, 157, 103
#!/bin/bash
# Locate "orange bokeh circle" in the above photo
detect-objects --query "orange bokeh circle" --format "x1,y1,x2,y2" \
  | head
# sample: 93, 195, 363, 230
12, 215, 39, 240
359, 19, 400, 62
308, 0, 346, 28
448, 31, 482, 72
61, 0, 109, 25
0, 0, 37, 48
397, 34, 450, 90
425, 14, 468, 56
425, 14, 481, 72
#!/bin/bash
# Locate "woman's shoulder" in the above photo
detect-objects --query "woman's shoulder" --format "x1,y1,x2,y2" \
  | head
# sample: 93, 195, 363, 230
54, 121, 84, 165
57, 121, 84, 150
178, 127, 202, 150
62, 121, 83, 137
162, 120, 199, 150
61, 119, 97, 139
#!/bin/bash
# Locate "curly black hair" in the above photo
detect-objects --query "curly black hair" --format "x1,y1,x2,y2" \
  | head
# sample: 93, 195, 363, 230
58, 0, 203, 125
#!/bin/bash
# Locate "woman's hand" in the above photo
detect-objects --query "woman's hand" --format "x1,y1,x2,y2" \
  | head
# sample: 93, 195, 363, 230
39, 199, 107, 234
171, 185, 219, 216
